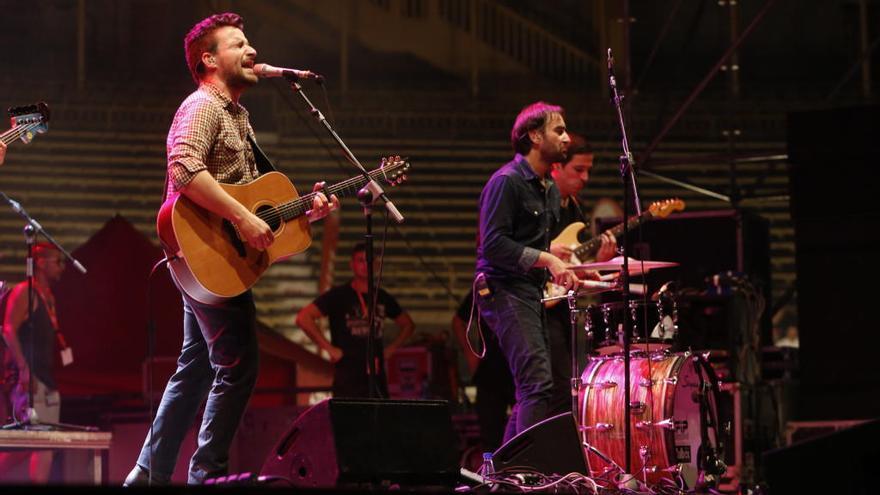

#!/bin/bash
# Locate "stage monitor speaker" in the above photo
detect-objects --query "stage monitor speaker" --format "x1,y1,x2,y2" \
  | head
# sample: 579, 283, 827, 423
763, 419, 880, 495
492, 412, 587, 475
260, 398, 459, 489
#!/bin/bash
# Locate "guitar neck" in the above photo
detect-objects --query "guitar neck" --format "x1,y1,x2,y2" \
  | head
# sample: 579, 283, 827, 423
572, 211, 653, 260
1, 128, 17, 146
274, 168, 387, 222
0, 122, 39, 146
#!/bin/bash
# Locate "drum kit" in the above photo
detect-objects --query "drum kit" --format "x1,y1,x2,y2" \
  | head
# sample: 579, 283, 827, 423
534, 48, 728, 491
543, 256, 728, 491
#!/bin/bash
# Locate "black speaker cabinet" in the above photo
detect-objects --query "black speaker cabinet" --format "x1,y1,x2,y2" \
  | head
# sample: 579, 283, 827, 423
788, 105, 880, 420
260, 398, 459, 489
492, 412, 588, 475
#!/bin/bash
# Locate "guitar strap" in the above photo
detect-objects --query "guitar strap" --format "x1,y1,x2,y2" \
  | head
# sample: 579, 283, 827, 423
247, 134, 278, 175
568, 194, 589, 226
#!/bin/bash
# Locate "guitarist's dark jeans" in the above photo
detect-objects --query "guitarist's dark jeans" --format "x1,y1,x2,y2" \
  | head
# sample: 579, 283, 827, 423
474, 280, 553, 442
130, 290, 259, 485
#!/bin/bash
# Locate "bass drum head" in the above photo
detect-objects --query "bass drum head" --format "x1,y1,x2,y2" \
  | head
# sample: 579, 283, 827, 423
578, 352, 718, 488
669, 354, 716, 488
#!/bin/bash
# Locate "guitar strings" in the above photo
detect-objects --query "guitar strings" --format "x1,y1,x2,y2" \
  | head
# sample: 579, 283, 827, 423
255, 171, 378, 224
1, 121, 41, 143
0, 121, 42, 145
254, 165, 399, 225
0, 124, 29, 144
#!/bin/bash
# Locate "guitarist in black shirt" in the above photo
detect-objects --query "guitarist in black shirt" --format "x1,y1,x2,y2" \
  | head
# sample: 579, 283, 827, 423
547, 133, 616, 415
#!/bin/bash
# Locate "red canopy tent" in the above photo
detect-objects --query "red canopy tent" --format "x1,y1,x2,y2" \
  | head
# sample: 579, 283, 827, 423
53, 215, 330, 409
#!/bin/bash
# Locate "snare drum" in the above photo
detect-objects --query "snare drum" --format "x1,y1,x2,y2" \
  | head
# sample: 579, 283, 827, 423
584, 298, 678, 355
578, 352, 719, 487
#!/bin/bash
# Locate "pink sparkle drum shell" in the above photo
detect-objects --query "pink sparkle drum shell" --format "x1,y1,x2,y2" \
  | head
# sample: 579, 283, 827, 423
577, 352, 717, 487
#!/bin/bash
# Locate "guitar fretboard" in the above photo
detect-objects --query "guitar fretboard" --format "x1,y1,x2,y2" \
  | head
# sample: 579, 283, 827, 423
255, 166, 398, 224
572, 213, 652, 260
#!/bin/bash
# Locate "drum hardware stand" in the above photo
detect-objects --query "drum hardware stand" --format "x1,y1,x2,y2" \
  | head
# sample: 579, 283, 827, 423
567, 290, 582, 417
693, 354, 728, 488
582, 439, 624, 473
0, 193, 91, 431
555, 288, 624, 483
639, 445, 651, 486
284, 76, 404, 399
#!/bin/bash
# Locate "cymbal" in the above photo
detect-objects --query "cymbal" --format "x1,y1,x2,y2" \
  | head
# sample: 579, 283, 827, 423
571, 256, 679, 273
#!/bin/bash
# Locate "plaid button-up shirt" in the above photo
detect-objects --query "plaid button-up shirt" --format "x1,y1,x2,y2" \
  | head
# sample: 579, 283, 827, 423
165, 83, 259, 198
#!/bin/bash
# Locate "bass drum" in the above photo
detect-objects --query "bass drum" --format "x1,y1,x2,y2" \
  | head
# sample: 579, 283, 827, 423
578, 352, 721, 487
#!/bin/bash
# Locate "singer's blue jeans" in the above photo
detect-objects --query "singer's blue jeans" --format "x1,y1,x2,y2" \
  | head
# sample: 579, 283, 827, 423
133, 290, 259, 484
475, 281, 553, 442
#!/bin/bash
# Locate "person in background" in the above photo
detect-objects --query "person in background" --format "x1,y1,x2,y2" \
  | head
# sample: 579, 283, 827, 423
546, 133, 616, 414
297, 243, 415, 398
0, 243, 67, 483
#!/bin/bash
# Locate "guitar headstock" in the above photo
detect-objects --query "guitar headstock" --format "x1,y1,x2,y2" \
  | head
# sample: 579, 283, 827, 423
8, 101, 50, 144
379, 155, 410, 186
647, 198, 686, 218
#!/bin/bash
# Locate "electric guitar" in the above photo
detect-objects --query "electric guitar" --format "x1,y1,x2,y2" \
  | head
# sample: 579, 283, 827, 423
544, 198, 685, 306
157, 156, 409, 304
1, 102, 50, 149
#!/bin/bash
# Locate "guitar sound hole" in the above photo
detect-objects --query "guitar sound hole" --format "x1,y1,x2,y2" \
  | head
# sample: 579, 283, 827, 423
255, 204, 282, 231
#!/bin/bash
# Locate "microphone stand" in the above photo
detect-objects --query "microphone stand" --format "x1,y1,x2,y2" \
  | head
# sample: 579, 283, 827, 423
566, 290, 580, 418
607, 48, 642, 480
283, 76, 404, 399
1, 192, 92, 431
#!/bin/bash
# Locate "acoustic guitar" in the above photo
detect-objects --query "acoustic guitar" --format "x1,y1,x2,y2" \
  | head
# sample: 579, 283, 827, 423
157, 156, 409, 303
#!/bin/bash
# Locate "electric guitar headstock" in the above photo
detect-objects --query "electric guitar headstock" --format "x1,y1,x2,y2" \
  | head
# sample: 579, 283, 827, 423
3, 101, 50, 145
379, 155, 410, 186
647, 198, 685, 219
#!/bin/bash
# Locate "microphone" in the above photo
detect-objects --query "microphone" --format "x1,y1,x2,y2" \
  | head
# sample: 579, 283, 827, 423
253, 63, 324, 82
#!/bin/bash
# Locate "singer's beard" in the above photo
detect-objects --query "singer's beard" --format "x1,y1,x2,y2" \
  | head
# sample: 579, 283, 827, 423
229, 70, 258, 90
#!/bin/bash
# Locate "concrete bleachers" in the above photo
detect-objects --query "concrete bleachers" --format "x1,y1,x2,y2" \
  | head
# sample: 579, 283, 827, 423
0, 105, 793, 353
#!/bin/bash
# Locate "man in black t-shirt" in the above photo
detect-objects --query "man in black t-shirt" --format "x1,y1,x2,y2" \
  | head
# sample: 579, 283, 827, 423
547, 133, 617, 415
297, 243, 415, 398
